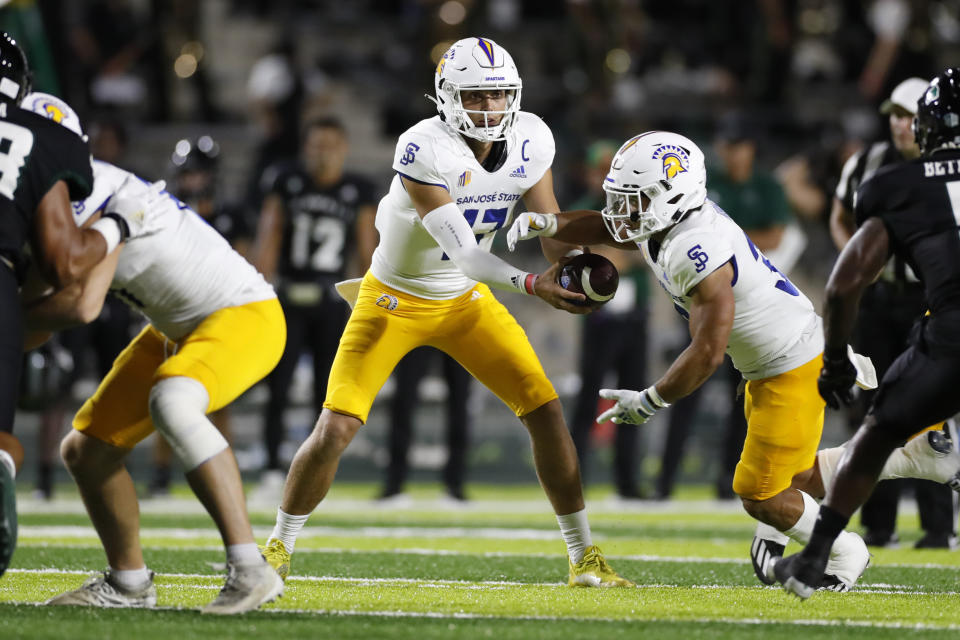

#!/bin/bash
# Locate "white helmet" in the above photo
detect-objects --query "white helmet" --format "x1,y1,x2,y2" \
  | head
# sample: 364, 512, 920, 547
601, 131, 707, 243
429, 37, 522, 142
22, 91, 86, 139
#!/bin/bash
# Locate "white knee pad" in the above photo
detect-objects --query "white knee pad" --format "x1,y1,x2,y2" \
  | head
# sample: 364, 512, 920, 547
149, 376, 227, 471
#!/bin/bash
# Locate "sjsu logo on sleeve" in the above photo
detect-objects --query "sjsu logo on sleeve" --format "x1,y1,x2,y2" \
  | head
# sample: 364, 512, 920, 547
399, 142, 420, 166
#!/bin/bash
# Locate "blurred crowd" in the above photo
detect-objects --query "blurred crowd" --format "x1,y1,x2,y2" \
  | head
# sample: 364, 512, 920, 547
5, 0, 960, 525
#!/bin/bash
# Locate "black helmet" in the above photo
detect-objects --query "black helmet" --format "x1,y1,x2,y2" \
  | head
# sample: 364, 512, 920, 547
913, 68, 960, 156
170, 135, 219, 173
0, 32, 31, 105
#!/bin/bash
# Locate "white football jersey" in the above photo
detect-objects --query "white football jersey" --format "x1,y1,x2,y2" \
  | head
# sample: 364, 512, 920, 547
370, 112, 554, 299
72, 161, 275, 340
639, 200, 822, 380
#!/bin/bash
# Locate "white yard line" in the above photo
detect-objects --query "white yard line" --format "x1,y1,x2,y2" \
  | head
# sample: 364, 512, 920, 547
16, 495, 750, 516
16, 525, 960, 571
6, 567, 959, 593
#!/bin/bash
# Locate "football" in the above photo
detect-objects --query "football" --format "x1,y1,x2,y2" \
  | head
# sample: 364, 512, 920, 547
557, 252, 619, 306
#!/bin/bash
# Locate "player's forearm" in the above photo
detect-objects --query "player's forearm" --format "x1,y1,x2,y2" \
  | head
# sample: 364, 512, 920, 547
539, 236, 580, 263
553, 210, 620, 247
24, 285, 95, 330
423, 202, 535, 294
39, 229, 110, 289
822, 288, 863, 360
26, 245, 118, 329
654, 343, 725, 403
823, 219, 888, 357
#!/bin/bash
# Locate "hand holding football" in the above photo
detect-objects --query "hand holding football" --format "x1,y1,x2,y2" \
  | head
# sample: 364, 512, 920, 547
557, 253, 619, 306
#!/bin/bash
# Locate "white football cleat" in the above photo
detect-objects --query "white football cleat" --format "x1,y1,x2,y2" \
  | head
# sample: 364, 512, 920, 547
903, 428, 960, 486
201, 560, 283, 615
823, 531, 870, 591
46, 570, 157, 607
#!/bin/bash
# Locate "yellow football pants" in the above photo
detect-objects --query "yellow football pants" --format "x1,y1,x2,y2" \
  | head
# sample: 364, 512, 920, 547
73, 298, 286, 448
324, 273, 557, 423
733, 354, 825, 501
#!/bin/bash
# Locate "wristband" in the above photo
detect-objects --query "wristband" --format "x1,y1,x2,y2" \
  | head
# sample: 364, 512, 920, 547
523, 273, 538, 295
91, 216, 123, 254
646, 385, 671, 408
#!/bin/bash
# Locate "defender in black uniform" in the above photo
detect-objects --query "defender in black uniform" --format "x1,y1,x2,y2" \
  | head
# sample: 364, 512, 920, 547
253, 116, 377, 481
776, 68, 960, 599
0, 33, 143, 577
830, 77, 957, 549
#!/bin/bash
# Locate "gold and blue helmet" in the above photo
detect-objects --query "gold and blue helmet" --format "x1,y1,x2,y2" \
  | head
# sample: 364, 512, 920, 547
22, 91, 85, 138
601, 131, 707, 243
430, 37, 522, 142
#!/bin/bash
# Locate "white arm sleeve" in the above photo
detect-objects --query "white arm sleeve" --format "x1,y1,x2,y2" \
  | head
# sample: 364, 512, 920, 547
422, 202, 536, 294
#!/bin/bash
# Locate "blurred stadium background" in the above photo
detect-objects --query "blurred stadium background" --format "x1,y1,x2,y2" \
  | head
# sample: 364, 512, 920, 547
5, 0, 960, 496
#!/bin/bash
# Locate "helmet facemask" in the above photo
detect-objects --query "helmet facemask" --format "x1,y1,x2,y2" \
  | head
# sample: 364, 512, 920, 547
602, 181, 676, 243
443, 83, 521, 142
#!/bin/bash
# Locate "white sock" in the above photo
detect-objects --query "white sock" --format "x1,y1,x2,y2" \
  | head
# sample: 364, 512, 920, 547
270, 508, 310, 554
0, 449, 14, 479
109, 566, 150, 589
783, 489, 863, 573
227, 542, 265, 566
556, 509, 593, 564
816, 445, 846, 492
754, 520, 789, 545
821, 436, 947, 491
784, 490, 819, 545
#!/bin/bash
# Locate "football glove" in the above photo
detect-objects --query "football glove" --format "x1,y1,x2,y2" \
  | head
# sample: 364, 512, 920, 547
506, 212, 557, 251
818, 352, 858, 410
597, 386, 670, 425
103, 181, 168, 241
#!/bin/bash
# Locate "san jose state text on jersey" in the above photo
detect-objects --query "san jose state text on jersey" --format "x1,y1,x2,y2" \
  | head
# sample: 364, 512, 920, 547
371, 110, 555, 299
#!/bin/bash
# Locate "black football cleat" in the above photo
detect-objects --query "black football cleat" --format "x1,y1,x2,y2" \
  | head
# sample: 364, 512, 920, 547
750, 536, 784, 585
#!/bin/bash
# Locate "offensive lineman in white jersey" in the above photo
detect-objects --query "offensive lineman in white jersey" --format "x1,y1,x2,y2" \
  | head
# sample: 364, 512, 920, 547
21, 93, 285, 614
261, 37, 632, 588
507, 131, 960, 592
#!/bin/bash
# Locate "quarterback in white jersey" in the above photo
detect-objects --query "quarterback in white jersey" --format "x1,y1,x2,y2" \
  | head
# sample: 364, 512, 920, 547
372, 110, 554, 299
22, 92, 285, 614
262, 37, 633, 590
508, 130, 960, 592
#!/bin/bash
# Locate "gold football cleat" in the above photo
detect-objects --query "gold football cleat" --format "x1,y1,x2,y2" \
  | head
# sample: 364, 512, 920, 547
260, 538, 291, 581
568, 545, 635, 587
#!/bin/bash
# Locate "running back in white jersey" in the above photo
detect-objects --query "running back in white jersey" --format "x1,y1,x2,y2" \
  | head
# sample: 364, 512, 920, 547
639, 200, 823, 379
370, 112, 554, 299
72, 160, 275, 340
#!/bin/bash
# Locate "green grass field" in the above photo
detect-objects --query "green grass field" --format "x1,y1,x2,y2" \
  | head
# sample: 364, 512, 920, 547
2, 483, 959, 639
